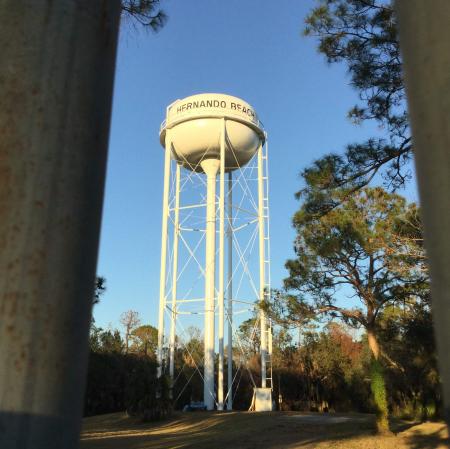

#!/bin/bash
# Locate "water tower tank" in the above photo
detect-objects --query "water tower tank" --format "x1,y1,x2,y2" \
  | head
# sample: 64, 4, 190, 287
159, 93, 265, 172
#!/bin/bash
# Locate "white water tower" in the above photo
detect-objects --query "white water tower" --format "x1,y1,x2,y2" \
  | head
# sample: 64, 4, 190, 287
156, 93, 272, 411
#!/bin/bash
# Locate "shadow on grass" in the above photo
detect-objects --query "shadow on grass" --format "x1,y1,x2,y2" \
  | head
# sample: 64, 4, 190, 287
80, 412, 449, 449
390, 418, 421, 434
81, 411, 254, 449
404, 425, 450, 449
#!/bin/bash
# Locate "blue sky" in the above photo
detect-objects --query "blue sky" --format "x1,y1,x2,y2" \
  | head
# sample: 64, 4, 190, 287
94, 0, 418, 331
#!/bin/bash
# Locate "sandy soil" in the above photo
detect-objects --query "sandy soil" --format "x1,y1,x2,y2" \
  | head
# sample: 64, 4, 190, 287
80, 411, 449, 449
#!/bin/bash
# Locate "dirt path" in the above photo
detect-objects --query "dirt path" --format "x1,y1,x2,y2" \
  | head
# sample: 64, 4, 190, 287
80, 411, 449, 449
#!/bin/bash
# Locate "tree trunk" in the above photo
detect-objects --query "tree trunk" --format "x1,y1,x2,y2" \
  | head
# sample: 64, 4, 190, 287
125, 328, 129, 354
367, 328, 390, 433
367, 330, 380, 359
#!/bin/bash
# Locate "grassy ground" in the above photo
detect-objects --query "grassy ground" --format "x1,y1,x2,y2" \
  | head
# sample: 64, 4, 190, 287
81, 411, 449, 449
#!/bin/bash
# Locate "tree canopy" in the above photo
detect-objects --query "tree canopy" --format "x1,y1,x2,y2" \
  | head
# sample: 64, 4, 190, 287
121, 0, 167, 31
93, 276, 106, 306
301, 0, 411, 217
120, 310, 142, 353
131, 324, 158, 356
285, 188, 427, 328
277, 186, 428, 431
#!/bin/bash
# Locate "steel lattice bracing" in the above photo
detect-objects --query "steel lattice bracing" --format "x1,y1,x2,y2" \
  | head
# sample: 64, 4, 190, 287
157, 121, 271, 410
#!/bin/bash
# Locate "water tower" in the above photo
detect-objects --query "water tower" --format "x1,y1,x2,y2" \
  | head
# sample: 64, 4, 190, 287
156, 93, 271, 411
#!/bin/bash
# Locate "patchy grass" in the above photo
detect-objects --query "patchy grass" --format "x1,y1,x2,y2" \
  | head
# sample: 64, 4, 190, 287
80, 411, 449, 449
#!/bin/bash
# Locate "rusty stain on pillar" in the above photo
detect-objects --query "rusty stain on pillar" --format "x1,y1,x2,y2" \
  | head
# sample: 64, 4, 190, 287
0, 1, 121, 447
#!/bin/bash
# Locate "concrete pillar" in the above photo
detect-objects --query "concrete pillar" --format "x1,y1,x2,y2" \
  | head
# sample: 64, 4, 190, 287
395, 0, 450, 424
0, 1, 121, 447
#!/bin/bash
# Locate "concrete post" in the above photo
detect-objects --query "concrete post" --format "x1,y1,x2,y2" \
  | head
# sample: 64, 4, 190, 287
395, 0, 450, 424
0, 1, 121, 447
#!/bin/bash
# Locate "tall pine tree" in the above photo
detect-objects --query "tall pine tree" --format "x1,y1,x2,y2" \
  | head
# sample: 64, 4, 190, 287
301, 0, 410, 216
280, 187, 427, 432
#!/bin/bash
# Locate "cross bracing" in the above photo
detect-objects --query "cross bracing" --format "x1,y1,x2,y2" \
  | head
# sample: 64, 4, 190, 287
157, 133, 272, 410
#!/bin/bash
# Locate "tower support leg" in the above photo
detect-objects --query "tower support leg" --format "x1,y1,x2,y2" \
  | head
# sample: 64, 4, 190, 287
218, 120, 226, 410
169, 163, 181, 395
157, 132, 172, 378
227, 172, 233, 411
200, 158, 220, 411
257, 145, 267, 388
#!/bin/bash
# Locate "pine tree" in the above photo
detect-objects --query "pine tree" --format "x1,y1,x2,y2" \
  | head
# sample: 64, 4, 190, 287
301, 0, 411, 216
280, 187, 427, 432
121, 0, 167, 30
